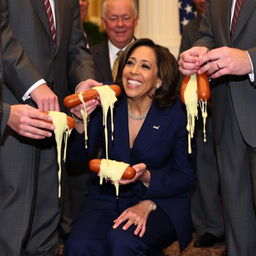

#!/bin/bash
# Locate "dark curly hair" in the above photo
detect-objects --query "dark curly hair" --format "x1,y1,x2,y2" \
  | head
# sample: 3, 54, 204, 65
115, 38, 180, 108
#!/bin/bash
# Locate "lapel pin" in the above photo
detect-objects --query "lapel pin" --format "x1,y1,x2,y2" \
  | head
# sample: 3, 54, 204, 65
153, 126, 160, 130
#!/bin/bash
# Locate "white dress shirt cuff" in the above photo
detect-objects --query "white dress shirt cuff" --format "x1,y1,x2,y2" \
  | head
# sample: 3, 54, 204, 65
22, 79, 46, 101
246, 51, 254, 82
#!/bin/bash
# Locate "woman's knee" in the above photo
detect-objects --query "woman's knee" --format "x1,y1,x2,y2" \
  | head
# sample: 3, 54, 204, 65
107, 227, 147, 255
64, 235, 94, 255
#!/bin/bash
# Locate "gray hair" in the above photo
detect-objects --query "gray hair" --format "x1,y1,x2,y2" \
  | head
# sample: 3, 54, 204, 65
102, 0, 138, 18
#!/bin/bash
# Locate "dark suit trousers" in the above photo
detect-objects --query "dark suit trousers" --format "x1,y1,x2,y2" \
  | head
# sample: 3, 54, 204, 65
64, 205, 176, 256
191, 116, 224, 237
0, 134, 59, 256
216, 88, 256, 256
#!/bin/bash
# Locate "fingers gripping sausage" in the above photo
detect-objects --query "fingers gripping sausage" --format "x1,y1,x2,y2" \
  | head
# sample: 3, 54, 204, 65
63, 85, 121, 108
89, 159, 136, 180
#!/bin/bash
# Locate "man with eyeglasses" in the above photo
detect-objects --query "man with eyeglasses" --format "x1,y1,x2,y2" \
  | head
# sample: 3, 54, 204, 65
90, 0, 139, 84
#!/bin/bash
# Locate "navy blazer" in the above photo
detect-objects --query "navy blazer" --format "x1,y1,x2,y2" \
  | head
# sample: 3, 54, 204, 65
69, 94, 195, 250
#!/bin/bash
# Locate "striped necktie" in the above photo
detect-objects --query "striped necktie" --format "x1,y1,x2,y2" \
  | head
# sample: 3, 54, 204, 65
42, 0, 57, 47
112, 50, 123, 82
230, 0, 245, 37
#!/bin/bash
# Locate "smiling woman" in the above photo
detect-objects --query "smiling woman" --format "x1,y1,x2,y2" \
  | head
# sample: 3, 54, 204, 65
64, 38, 195, 256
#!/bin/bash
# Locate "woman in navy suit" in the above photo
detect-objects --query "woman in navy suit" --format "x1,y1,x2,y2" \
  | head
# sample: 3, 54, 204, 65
65, 38, 195, 255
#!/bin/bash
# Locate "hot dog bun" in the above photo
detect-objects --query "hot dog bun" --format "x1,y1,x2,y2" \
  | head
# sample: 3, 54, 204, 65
89, 159, 136, 180
63, 84, 121, 108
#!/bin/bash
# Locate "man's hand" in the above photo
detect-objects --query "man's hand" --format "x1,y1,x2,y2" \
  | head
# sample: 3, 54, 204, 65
198, 46, 252, 78
70, 79, 102, 119
75, 79, 103, 93
179, 46, 209, 75
30, 83, 60, 111
7, 105, 55, 139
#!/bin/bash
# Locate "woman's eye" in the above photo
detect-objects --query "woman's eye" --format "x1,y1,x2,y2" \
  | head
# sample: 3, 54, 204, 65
126, 60, 134, 66
142, 64, 150, 69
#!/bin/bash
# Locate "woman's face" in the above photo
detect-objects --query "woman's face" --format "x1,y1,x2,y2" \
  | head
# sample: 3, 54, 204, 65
122, 46, 160, 100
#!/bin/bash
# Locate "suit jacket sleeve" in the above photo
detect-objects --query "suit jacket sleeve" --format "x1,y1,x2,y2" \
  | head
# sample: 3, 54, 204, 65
193, 0, 215, 50
0, 102, 10, 137
67, 0, 95, 90
179, 26, 191, 54
144, 121, 195, 198
194, 0, 256, 85
1, 0, 43, 102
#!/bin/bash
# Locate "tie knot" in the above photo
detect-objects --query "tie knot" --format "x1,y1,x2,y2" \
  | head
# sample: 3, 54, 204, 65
117, 50, 123, 58
112, 50, 124, 81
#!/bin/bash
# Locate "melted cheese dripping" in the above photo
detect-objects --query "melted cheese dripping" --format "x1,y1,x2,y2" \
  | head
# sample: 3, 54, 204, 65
78, 92, 88, 148
48, 111, 72, 197
78, 86, 124, 196
99, 159, 129, 196
90, 86, 124, 196
199, 99, 208, 142
184, 74, 198, 154
93, 85, 117, 159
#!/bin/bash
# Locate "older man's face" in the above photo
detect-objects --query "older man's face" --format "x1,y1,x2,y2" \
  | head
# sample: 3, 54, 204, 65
102, 0, 139, 49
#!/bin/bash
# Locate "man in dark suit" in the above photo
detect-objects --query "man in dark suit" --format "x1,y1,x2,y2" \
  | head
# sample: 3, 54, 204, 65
68, 0, 139, 220
0, 3, 55, 141
179, 0, 224, 248
179, 0, 256, 255
0, 0, 100, 255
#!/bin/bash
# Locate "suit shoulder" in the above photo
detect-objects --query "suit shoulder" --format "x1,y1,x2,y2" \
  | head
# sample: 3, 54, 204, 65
167, 99, 187, 125
90, 42, 108, 54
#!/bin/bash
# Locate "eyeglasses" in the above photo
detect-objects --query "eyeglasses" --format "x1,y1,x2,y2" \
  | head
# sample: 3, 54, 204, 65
105, 15, 134, 23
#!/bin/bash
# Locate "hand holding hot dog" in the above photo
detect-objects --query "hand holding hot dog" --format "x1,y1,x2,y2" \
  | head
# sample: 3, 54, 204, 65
179, 46, 209, 75
7, 104, 55, 139
75, 79, 103, 93
197, 47, 252, 79
119, 163, 150, 186
70, 79, 102, 118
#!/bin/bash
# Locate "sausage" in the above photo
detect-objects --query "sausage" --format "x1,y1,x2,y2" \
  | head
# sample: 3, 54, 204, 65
63, 84, 121, 108
180, 76, 191, 103
65, 115, 75, 129
196, 73, 210, 101
180, 74, 210, 103
42, 111, 75, 129
88, 159, 136, 180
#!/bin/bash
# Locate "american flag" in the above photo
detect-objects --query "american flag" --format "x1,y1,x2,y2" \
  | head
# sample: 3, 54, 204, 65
178, 0, 197, 33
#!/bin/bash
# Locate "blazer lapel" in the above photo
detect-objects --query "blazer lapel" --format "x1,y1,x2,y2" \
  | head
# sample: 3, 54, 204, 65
219, 0, 232, 42
132, 104, 172, 158
232, 0, 256, 41
112, 96, 131, 163
31, 0, 52, 41
54, 0, 63, 52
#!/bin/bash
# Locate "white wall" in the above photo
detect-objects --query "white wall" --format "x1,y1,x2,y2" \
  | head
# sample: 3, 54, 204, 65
136, 0, 181, 58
